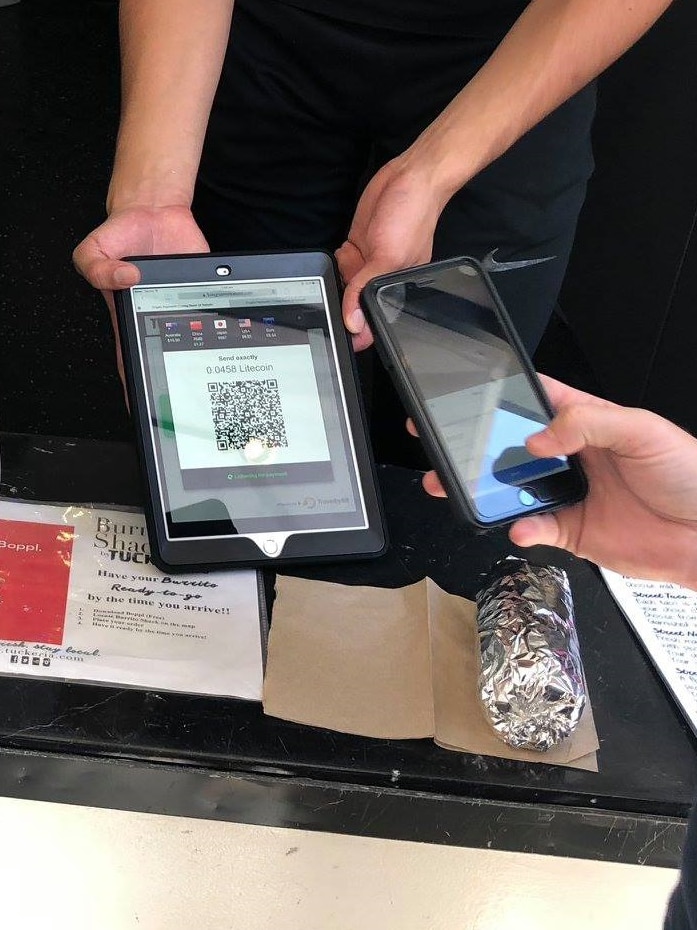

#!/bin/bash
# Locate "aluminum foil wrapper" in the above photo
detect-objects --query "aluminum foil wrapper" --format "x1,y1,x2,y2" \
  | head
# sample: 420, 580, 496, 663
475, 557, 586, 752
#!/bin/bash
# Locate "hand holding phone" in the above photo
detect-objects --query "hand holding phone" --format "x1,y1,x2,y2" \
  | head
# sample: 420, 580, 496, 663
360, 256, 587, 528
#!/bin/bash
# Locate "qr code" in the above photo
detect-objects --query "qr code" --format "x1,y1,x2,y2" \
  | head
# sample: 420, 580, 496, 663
208, 380, 288, 451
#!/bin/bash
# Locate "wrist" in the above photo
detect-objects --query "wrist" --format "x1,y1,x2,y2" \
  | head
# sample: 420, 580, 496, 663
677, 542, 697, 593
391, 142, 469, 217
107, 147, 198, 214
398, 139, 467, 211
107, 175, 194, 215
400, 109, 501, 209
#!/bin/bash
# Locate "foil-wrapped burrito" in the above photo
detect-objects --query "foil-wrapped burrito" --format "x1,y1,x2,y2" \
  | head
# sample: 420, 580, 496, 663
475, 557, 586, 751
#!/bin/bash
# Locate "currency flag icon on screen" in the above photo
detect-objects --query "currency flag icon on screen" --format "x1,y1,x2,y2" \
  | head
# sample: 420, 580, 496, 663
165, 321, 180, 332
214, 319, 227, 330
238, 318, 252, 328
189, 320, 203, 332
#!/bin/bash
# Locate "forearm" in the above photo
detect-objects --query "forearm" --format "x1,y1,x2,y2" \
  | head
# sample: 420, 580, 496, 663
108, 0, 234, 212
404, 0, 673, 206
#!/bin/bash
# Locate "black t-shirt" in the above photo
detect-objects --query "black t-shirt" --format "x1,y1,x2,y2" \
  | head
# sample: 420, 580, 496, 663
275, 0, 530, 38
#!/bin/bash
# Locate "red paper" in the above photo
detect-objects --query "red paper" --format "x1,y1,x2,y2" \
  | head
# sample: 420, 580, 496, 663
0, 519, 74, 644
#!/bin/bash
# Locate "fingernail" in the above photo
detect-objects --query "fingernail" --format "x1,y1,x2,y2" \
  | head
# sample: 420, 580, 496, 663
348, 307, 365, 333
113, 266, 133, 288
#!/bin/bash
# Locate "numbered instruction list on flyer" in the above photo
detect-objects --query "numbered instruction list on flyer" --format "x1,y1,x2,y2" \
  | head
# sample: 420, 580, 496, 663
0, 499, 265, 699
601, 568, 697, 735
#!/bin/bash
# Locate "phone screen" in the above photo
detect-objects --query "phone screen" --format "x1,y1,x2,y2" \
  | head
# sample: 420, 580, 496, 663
373, 264, 576, 523
129, 276, 368, 540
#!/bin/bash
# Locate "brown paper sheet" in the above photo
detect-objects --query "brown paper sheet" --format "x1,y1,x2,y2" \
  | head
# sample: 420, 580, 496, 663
426, 580, 599, 770
263, 576, 434, 738
263, 575, 599, 770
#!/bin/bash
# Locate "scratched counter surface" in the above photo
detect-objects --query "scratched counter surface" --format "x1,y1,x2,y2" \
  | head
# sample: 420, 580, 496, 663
0, 432, 695, 869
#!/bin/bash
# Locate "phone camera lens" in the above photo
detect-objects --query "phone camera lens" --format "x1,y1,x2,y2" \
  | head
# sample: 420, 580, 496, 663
216, 265, 232, 277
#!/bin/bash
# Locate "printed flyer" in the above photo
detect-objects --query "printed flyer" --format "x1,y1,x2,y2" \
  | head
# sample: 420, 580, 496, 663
0, 499, 265, 699
601, 568, 697, 736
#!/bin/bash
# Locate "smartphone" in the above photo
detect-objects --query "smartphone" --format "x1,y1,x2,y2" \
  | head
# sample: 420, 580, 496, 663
114, 250, 386, 571
360, 256, 587, 528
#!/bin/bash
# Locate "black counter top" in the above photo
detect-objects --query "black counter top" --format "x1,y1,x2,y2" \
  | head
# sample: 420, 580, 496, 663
0, 432, 695, 869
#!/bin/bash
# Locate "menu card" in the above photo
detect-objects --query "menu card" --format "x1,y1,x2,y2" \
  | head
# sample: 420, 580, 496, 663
601, 568, 697, 735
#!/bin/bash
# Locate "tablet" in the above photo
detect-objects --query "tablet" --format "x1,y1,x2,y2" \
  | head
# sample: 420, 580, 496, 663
114, 251, 386, 572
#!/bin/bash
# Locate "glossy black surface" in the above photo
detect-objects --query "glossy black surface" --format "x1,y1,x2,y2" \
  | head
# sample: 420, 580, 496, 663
1, 432, 696, 827
0, 751, 686, 867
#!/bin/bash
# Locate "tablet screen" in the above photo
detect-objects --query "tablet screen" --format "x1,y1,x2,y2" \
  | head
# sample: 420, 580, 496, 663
130, 276, 368, 540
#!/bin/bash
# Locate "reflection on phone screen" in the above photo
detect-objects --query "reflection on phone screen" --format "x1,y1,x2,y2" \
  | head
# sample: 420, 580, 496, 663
375, 267, 573, 522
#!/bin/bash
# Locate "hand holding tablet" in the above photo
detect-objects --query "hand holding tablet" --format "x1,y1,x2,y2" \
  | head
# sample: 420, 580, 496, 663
114, 251, 386, 572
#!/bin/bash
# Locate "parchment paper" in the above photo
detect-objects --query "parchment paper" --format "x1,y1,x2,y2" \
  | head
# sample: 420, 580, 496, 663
263, 574, 598, 769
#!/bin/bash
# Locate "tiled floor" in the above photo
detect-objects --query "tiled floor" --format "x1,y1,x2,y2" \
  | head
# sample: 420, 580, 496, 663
0, 796, 679, 930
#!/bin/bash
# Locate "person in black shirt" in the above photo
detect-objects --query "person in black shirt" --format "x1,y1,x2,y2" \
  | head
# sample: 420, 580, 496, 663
74, 0, 672, 345
73, 0, 672, 430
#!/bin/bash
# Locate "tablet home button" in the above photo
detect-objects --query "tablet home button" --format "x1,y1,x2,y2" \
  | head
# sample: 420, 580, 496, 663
518, 488, 537, 507
262, 538, 279, 555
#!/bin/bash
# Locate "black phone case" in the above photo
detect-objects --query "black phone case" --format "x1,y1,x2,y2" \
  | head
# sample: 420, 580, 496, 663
360, 255, 587, 530
114, 250, 387, 571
